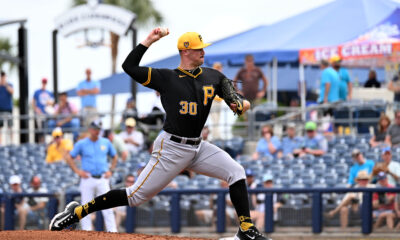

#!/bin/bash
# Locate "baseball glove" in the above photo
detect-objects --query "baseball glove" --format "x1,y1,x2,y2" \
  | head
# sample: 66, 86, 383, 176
220, 77, 245, 115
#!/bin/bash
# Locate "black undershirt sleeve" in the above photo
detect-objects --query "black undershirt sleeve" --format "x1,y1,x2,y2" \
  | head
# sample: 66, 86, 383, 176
122, 44, 150, 85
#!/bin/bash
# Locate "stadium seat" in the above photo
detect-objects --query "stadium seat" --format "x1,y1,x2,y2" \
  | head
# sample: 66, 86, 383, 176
313, 163, 326, 176
333, 163, 348, 176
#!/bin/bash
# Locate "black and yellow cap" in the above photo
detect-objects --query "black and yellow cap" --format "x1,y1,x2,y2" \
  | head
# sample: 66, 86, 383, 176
177, 32, 211, 50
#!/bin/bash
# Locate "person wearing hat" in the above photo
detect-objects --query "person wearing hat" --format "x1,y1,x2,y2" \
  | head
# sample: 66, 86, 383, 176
118, 118, 144, 155
45, 127, 73, 163
330, 55, 352, 101
372, 171, 396, 229
327, 171, 375, 228
385, 110, 400, 147
8, 175, 27, 229
64, 119, 118, 232
318, 59, 340, 104
32, 77, 54, 143
76, 68, 100, 127
281, 122, 303, 157
50, 28, 269, 240
294, 121, 327, 157
233, 54, 268, 105
372, 147, 400, 186
347, 149, 375, 186
103, 129, 129, 162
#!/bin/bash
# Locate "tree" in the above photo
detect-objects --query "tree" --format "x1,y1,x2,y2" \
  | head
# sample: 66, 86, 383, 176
73, 0, 163, 73
0, 37, 15, 71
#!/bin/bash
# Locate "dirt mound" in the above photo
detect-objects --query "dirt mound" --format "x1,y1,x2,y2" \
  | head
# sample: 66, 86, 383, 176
0, 230, 211, 240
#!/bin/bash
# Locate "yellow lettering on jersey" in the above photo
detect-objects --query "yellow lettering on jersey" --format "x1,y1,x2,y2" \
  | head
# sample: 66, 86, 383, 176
189, 102, 197, 115
179, 101, 188, 115
179, 101, 197, 115
203, 86, 214, 105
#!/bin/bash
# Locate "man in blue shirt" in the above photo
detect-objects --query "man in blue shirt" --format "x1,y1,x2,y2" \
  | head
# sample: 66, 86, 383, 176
331, 56, 352, 101
76, 68, 100, 127
252, 125, 281, 159
281, 122, 303, 157
294, 121, 327, 157
32, 78, 54, 143
0, 71, 14, 145
347, 149, 375, 186
318, 60, 340, 104
66, 120, 118, 232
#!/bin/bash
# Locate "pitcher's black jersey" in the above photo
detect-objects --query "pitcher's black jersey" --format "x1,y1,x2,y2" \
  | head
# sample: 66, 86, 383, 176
122, 44, 227, 138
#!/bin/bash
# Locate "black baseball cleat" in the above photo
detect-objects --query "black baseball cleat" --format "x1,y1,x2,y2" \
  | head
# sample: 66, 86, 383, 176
49, 201, 80, 231
234, 226, 272, 240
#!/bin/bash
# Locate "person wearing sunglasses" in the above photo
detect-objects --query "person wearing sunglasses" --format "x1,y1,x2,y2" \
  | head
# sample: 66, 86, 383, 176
293, 121, 327, 157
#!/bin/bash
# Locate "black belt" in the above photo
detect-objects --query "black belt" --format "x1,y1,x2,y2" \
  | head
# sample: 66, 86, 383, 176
91, 175, 102, 179
170, 135, 201, 146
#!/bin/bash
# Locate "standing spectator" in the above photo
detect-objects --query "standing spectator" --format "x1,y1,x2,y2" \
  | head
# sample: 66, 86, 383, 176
388, 70, 400, 104
25, 176, 49, 228
0, 71, 13, 145
372, 147, 400, 186
119, 118, 144, 155
233, 54, 268, 105
210, 62, 224, 139
114, 174, 135, 231
281, 122, 303, 157
32, 78, 54, 143
385, 111, 400, 147
103, 129, 129, 162
373, 172, 396, 229
76, 68, 100, 127
65, 120, 118, 232
331, 56, 352, 101
8, 175, 26, 229
370, 114, 391, 148
327, 171, 375, 229
46, 127, 73, 164
364, 69, 381, 88
252, 125, 281, 160
318, 60, 340, 104
294, 121, 327, 157
48, 92, 80, 141
347, 149, 375, 186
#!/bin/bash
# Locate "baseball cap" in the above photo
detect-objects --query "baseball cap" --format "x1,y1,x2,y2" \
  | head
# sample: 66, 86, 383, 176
376, 171, 387, 181
329, 55, 341, 63
52, 127, 63, 137
42, 78, 48, 83
9, 175, 21, 185
381, 146, 391, 154
245, 169, 254, 177
355, 171, 370, 181
89, 119, 102, 130
287, 122, 296, 128
305, 121, 317, 131
263, 174, 273, 183
125, 118, 136, 127
351, 149, 361, 158
177, 32, 211, 50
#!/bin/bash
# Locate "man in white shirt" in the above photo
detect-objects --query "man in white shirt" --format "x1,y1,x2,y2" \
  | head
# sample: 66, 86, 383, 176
379, 147, 400, 186
119, 118, 144, 155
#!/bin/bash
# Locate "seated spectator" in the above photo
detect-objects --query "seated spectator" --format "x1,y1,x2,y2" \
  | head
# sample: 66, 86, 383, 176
138, 91, 165, 127
348, 149, 375, 186
252, 125, 281, 160
46, 127, 73, 163
293, 121, 327, 157
32, 77, 54, 143
119, 118, 144, 155
364, 69, 381, 88
8, 175, 27, 229
246, 169, 258, 214
281, 122, 302, 158
395, 193, 400, 230
121, 97, 138, 129
371, 147, 400, 186
251, 174, 284, 229
373, 172, 396, 229
103, 129, 129, 162
114, 174, 135, 231
48, 92, 80, 141
24, 176, 48, 228
370, 114, 391, 148
385, 111, 400, 147
327, 171, 375, 228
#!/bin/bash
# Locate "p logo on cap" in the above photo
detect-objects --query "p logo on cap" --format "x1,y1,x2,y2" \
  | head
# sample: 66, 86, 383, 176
177, 32, 211, 50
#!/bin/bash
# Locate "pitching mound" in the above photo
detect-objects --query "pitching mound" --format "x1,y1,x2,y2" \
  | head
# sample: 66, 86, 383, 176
0, 230, 211, 240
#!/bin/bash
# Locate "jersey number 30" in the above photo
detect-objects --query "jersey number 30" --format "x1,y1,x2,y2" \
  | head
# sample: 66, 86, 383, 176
179, 101, 197, 115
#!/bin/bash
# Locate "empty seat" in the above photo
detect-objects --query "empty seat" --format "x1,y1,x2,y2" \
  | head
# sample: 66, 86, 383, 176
313, 163, 326, 176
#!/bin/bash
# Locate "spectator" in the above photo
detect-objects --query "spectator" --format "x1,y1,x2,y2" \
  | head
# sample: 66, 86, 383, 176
137, 91, 165, 128
114, 174, 135, 232
395, 194, 400, 230
372, 147, 400, 186
281, 122, 303, 157
48, 92, 80, 141
327, 171, 375, 229
121, 97, 138, 127
24, 176, 49, 228
119, 118, 144, 155
76, 68, 100, 127
373, 172, 396, 229
46, 127, 73, 164
370, 114, 391, 148
252, 125, 281, 160
233, 54, 268, 105
246, 169, 258, 214
388, 70, 400, 103
385, 111, 400, 147
293, 121, 327, 157
65, 120, 118, 232
32, 78, 54, 143
348, 149, 375, 186
364, 69, 381, 88
210, 62, 224, 139
103, 129, 129, 162
251, 174, 284, 230
8, 175, 26, 229
0, 71, 13, 145
331, 56, 352, 101
318, 59, 340, 104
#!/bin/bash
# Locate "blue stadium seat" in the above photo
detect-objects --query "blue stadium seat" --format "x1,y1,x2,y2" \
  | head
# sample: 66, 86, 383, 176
333, 163, 348, 176
291, 164, 306, 176
313, 163, 326, 176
